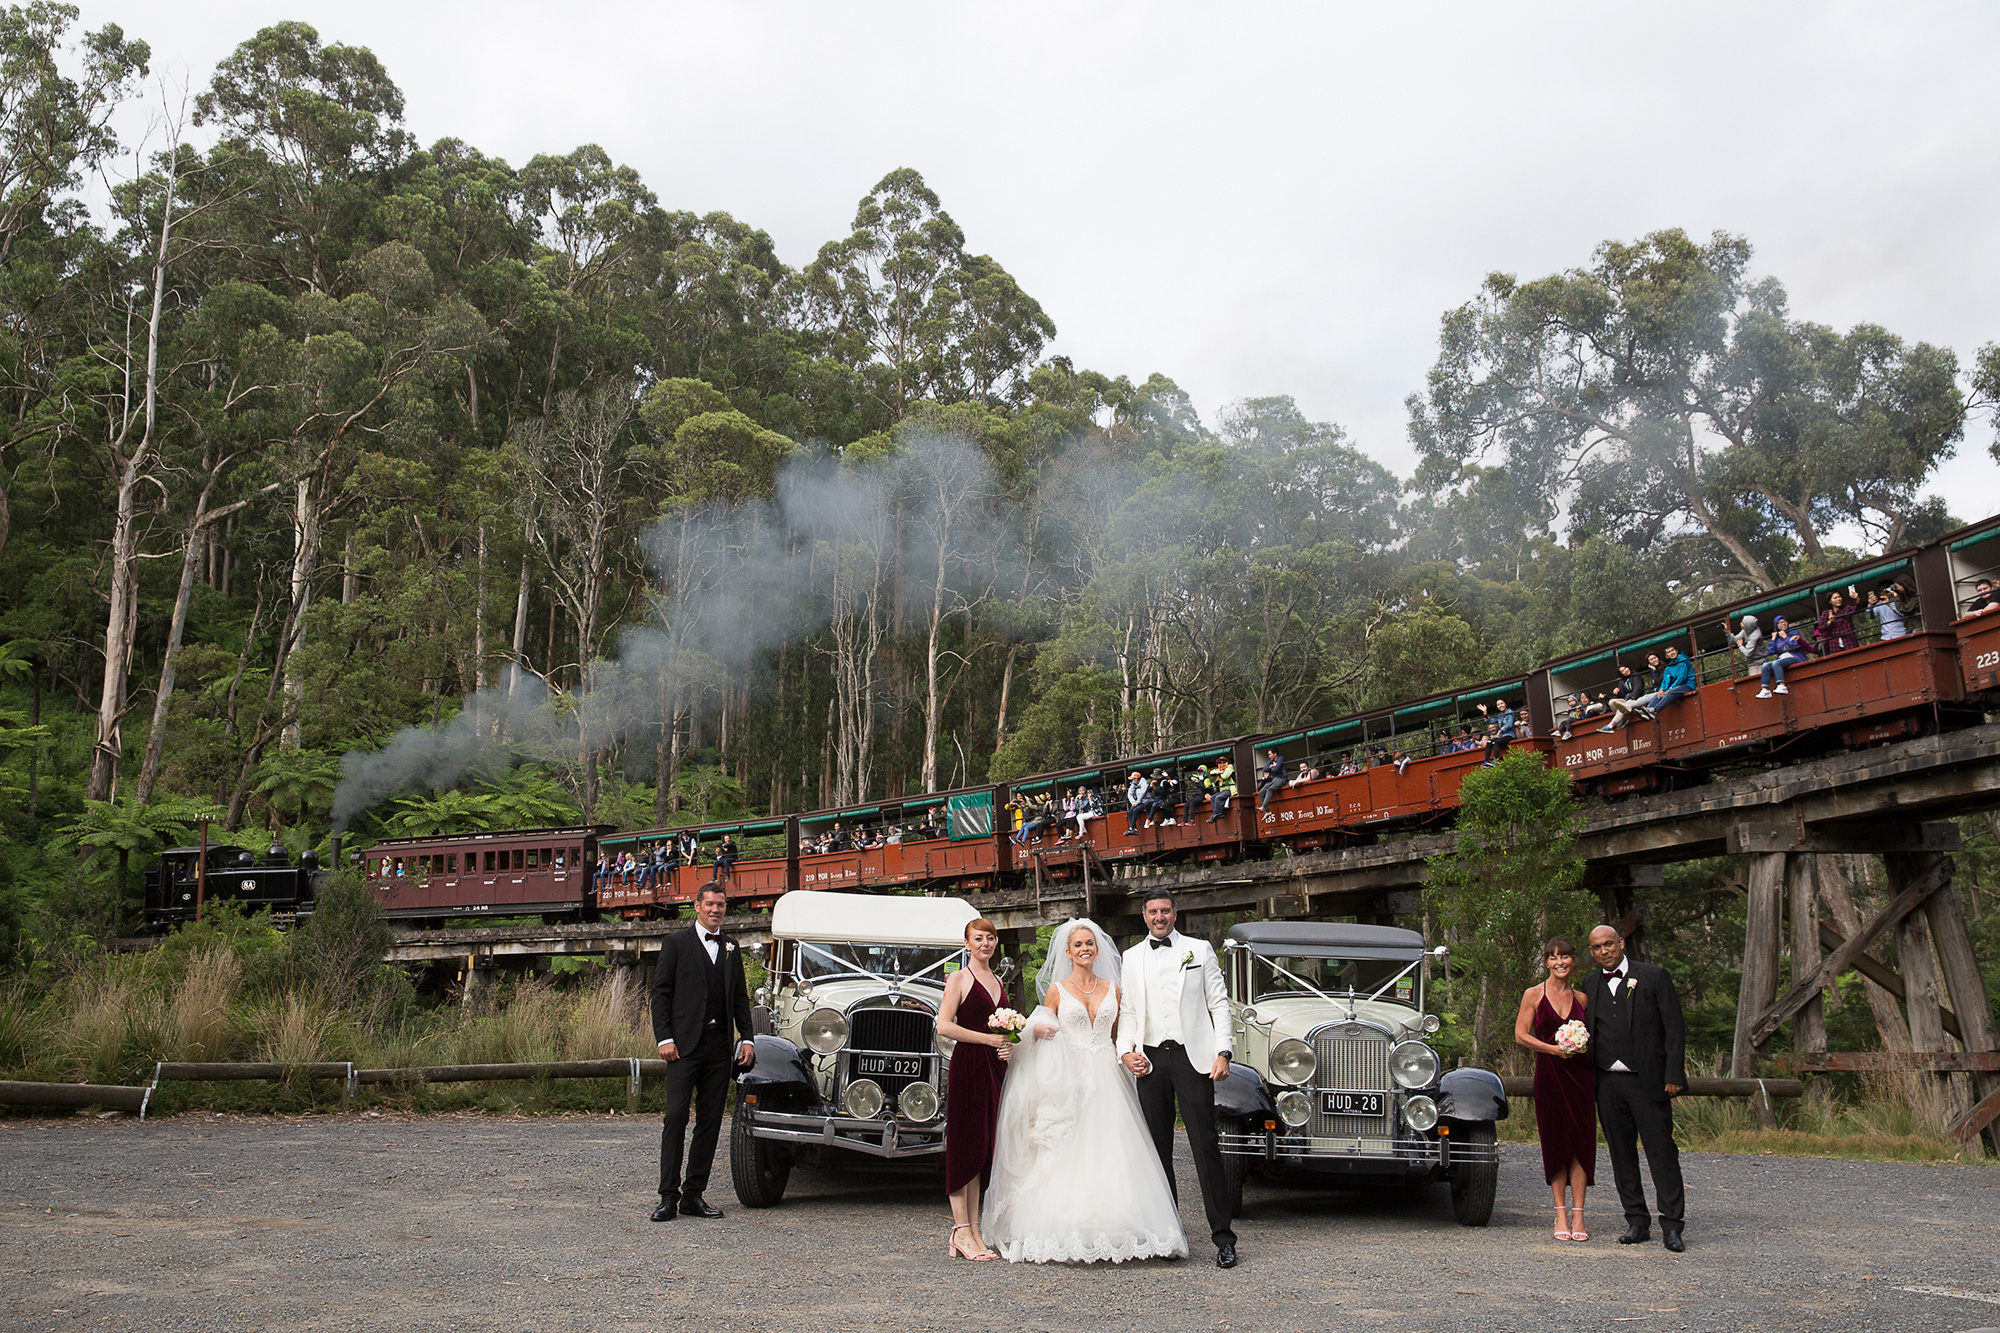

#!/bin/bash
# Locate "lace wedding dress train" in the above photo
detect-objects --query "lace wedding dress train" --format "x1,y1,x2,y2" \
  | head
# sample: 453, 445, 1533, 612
980, 987, 1189, 1264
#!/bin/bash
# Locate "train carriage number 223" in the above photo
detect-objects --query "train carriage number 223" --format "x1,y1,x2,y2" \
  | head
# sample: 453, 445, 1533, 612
1978, 649, 2000, 671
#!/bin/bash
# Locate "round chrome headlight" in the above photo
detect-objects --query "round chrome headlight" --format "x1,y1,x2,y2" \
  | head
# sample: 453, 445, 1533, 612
802, 1007, 849, 1054
898, 1081, 940, 1122
1391, 1040, 1440, 1089
1275, 1089, 1312, 1127
843, 1078, 884, 1118
1403, 1093, 1439, 1132
1421, 1013, 1443, 1035
1270, 1038, 1318, 1087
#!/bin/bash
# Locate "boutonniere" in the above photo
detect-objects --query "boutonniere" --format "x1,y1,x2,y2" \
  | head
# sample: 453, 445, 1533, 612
725, 942, 737, 953
1180, 950, 1195, 969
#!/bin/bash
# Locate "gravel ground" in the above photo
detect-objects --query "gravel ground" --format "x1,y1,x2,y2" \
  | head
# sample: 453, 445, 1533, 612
3, 1113, 1998, 1333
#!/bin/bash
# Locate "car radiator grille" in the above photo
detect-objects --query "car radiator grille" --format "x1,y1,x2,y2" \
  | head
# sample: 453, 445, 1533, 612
851, 1008, 934, 1054
845, 1008, 936, 1103
1311, 1026, 1391, 1138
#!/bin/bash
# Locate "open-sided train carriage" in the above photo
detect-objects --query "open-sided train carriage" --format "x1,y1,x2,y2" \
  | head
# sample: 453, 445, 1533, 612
156, 512, 2000, 932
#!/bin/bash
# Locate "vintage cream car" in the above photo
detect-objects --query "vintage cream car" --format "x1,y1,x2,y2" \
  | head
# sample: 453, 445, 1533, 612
730, 891, 986, 1208
1218, 922, 1505, 1226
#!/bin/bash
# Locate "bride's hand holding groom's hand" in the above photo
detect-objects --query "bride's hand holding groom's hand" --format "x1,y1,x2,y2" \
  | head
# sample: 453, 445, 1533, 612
1119, 1052, 1150, 1076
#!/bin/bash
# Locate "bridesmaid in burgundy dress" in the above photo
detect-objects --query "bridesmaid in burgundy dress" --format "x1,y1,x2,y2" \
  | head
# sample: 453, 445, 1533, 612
937, 917, 1012, 1260
1515, 937, 1596, 1241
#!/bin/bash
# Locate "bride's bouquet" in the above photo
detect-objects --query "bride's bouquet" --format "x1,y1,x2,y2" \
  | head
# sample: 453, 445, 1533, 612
989, 1008, 1028, 1043
1554, 1018, 1589, 1055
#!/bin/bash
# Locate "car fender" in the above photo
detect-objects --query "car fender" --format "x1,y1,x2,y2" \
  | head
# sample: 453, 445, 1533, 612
737, 1034, 812, 1089
1437, 1066, 1508, 1122
1215, 1061, 1273, 1120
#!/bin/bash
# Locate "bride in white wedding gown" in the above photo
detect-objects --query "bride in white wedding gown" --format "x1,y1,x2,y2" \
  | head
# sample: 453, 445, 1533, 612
981, 919, 1189, 1264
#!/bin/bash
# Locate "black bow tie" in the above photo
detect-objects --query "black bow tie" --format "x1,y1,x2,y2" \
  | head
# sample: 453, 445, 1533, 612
1149, 937, 1173, 949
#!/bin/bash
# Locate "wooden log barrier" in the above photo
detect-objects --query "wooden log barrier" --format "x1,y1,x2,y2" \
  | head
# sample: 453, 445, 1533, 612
1499, 1076, 1804, 1099
352, 1059, 636, 1084
0, 1080, 151, 1117
153, 1062, 352, 1082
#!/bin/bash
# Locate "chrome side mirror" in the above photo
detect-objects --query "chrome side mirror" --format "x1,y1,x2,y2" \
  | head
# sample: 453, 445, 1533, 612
1432, 945, 1449, 958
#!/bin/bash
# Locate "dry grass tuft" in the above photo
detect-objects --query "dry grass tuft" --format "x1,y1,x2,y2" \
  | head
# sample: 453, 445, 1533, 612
54, 971, 159, 1083
255, 993, 340, 1066
166, 948, 241, 1062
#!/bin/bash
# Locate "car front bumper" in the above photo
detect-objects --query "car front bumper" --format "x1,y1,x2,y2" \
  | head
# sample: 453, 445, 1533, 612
1219, 1128, 1498, 1176
747, 1107, 946, 1158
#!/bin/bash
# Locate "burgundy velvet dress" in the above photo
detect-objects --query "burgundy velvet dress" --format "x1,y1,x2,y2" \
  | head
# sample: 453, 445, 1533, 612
1531, 988, 1597, 1185
944, 976, 1006, 1194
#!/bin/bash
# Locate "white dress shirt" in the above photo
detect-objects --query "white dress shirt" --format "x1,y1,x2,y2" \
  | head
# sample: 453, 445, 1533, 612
695, 926, 720, 963
1602, 958, 1631, 1072
1141, 933, 1186, 1048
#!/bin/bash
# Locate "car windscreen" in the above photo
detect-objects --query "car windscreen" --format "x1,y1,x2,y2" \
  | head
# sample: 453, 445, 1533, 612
795, 940, 962, 983
1253, 954, 1420, 1007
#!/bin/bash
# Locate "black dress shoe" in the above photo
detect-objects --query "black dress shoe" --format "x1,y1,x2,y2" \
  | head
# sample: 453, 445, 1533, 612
1215, 1243, 1237, 1269
1662, 1224, 1684, 1252
1617, 1222, 1651, 1245
681, 1195, 723, 1219
650, 1198, 677, 1222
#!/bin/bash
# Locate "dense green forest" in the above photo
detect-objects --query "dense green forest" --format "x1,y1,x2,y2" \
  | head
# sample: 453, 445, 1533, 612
2, 6, 1999, 960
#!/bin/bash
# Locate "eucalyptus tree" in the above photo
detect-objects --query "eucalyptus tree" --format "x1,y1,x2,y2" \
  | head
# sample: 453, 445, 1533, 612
803, 168, 1054, 422
0, 3, 150, 559
1410, 228, 1963, 591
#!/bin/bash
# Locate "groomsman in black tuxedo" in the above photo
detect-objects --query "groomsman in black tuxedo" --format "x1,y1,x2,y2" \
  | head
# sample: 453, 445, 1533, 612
650, 884, 755, 1221
1581, 924, 1688, 1251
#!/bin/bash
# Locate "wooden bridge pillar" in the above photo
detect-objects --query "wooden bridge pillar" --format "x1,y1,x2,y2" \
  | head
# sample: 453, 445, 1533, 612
1921, 877, 2000, 1153
1732, 852, 1787, 1082
1787, 856, 1826, 1060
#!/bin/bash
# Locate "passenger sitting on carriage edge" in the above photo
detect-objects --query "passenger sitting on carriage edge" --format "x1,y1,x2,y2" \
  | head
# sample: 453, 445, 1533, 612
1256, 749, 1286, 810
1124, 772, 1150, 833
1595, 660, 1651, 731
1603, 647, 1694, 731
1757, 616, 1809, 696
1184, 766, 1211, 824
1476, 700, 1516, 763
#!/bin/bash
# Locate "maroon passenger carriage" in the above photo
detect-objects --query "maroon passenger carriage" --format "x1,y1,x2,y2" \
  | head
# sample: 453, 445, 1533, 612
363, 825, 613, 922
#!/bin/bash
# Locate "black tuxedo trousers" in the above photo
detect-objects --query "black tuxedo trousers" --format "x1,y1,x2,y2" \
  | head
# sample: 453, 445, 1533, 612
1136, 1043, 1235, 1248
1596, 1073, 1685, 1227
658, 1026, 732, 1201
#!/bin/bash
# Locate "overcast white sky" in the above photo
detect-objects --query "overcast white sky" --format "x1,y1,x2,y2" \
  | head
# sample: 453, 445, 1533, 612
92, 1, 2000, 533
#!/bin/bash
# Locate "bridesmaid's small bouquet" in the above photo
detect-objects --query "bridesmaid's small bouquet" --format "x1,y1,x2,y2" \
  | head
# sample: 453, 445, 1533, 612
1554, 1019, 1589, 1055
988, 1008, 1027, 1043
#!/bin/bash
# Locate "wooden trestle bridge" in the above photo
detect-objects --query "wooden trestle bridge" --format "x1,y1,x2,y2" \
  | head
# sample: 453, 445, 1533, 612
385, 720, 2000, 1152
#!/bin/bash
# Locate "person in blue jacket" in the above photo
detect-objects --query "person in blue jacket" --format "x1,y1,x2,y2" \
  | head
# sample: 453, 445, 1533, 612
1603, 645, 1696, 730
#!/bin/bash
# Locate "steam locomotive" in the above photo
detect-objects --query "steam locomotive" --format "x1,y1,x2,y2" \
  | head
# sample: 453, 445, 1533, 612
146, 511, 2000, 930
143, 842, 326, 927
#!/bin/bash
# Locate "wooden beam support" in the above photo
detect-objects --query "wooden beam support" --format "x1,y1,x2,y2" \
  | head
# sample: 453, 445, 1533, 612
1817, 919, 1962, 1042
1733, 852, 1787, 1079
1889, 853, 1972, 1125
1748, 857, 1949, 1047
1949, 1090, 2000, 1147
1727, 823, 1963, 856
1788, 854, 1825, 1057
1787, 1051, 2000, 1073
1921, 877, 2000, 1154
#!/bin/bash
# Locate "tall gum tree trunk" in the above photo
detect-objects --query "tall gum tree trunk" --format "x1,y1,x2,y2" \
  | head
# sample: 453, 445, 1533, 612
280, 474, 321, 750
87, 151, 179, 803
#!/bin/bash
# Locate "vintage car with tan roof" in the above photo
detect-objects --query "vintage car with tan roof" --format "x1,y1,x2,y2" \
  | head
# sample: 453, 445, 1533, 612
730, 891, 989, 1207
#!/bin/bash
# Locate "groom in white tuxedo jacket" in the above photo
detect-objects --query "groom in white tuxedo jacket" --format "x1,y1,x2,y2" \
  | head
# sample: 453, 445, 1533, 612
1118, 890, 1239, 1267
